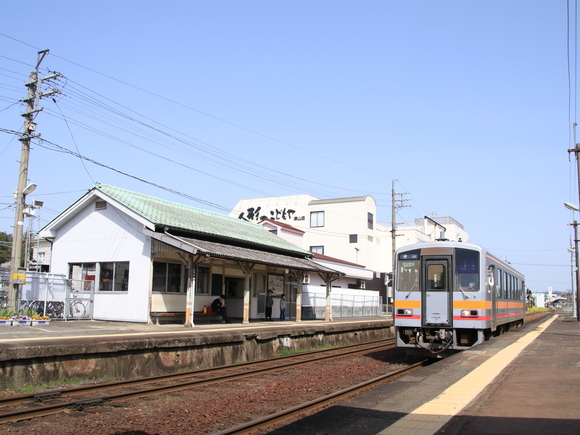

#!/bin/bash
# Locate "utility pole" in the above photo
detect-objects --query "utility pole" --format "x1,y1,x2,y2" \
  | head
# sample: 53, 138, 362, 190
389, 180, 409, 305
568, 124, 580, 321
8, 49, 59, 311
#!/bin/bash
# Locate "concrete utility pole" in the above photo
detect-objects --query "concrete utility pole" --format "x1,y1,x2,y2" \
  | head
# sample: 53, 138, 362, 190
8, 49, 59, 311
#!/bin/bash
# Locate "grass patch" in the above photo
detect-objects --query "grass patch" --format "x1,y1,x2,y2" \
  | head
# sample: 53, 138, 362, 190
276, 343, 337, 356
5, 375, 116, 395
527, 307, 550, 313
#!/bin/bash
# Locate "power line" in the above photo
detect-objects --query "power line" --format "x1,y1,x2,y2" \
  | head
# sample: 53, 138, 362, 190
34, 136, 232, 213
0, 32, 438, 220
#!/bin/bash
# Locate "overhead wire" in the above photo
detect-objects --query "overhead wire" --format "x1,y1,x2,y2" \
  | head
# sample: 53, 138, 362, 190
0, 32, 438, 222
33, 136, 232, 213
43, 76, 372, 198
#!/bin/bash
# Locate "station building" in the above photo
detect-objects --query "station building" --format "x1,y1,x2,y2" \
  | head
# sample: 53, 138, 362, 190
36, 183, 380, 324
231, 194, 470, 305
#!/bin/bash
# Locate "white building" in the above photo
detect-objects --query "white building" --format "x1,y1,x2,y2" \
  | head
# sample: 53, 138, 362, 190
35, 184, 381, 323
232, 194, 470, 304
259, 218, 379, 318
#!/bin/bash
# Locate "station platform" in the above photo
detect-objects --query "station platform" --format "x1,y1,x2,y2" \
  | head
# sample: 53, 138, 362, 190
0, 316, 393, 390
0, 316, 391, 342
270, 313, 580, 435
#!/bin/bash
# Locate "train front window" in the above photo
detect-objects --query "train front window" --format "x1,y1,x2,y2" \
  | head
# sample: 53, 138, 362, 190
455, 249, 479, 292
397, 260, 419, 293
427, 264, 446, 290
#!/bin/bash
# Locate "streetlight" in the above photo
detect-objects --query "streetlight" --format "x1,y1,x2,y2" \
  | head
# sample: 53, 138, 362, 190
564, 202, 580, 321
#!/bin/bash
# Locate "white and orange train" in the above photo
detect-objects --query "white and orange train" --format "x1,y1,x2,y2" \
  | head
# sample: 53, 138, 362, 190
394, 241, 525, 355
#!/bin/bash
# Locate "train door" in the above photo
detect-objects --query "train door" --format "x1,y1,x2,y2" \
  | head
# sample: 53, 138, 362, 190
489, 265, 497, 331
422, 256, 452, 326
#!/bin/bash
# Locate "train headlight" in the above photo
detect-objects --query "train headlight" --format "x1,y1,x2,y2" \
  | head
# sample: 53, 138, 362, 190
461, 310, 478, 317
397, 308, 414, 316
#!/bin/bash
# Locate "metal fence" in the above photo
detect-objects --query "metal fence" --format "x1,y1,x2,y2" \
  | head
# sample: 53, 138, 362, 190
301, 292, 383, 319
18, 273, 94, 320
0, 273, 8, 309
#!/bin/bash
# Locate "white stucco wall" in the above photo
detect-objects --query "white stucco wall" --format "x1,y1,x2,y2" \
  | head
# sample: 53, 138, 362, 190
47, 200, 152, 322
232, 194, 385, 271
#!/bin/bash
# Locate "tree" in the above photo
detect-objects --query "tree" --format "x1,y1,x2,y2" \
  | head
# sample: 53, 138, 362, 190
0, 232, 12, 265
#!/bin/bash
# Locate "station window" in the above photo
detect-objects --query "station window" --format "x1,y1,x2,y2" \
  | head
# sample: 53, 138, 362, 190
69, 263, 96, 291
196, 267, 210, 295
153, 262, 182, 293
368, 212, 374, 230
69, 262, 129, 292
225, 277, 245, 298
99, 262, 129, 292
211, 273, 223, 296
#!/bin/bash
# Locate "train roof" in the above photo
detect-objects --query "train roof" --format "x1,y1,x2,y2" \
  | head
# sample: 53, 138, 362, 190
396, 241, 484, 253
396, 241, 524, 279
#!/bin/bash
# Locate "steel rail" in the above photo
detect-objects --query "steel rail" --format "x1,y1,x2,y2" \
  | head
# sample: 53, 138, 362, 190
0, 338, 395, 409
0, 338, 397, 424
214, 359, 430, 435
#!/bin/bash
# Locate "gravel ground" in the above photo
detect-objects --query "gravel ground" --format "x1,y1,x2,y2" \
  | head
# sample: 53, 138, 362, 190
2, 348, 409, 435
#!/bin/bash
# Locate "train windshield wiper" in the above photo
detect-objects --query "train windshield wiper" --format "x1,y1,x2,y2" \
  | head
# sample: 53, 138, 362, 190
456, 277, 470, 299
404, 280, 418, 299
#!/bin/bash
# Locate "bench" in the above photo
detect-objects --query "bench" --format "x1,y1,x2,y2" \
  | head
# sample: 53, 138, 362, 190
150, 312, 186, 325
198, 306, 220, 323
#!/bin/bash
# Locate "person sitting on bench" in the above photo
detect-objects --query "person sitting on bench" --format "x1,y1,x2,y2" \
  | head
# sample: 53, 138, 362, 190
211, 294, 230, 323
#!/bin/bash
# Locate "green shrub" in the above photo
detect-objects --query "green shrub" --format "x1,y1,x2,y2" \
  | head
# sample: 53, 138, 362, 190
527, 307, 550, 313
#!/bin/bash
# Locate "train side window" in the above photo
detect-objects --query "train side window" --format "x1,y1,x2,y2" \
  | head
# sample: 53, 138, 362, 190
510, 276, 515, 299
427, 264, 446, 290
502, 272, 507, 299
497, 269, 502, 299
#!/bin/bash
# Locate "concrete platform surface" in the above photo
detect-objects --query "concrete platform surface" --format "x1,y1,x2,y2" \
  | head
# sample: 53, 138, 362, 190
269, 313, 580, 435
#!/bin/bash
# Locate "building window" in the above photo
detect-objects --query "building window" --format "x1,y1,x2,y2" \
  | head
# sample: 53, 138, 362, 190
349, 234, 358, 243
211, 273, 223, 296
69, 263, 96, 291
310, 211, 325, 227
368, 212, 374, 230
196, 267, 210, 295
153, 262, 182, 293
99, 262, 130, 291
310, 246, 324, 255
69, 262, 129, 292
269, 229, 278, 235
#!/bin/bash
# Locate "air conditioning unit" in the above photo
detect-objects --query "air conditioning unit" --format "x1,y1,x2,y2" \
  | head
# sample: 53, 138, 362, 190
302, 274, 310, 284
358, 280, 366, 289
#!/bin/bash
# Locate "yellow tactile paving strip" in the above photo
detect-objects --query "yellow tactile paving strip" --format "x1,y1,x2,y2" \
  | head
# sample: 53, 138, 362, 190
379, 316, 558, 435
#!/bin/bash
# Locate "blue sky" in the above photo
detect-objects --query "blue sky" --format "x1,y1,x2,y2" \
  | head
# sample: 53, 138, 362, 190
0, 1, 576, 294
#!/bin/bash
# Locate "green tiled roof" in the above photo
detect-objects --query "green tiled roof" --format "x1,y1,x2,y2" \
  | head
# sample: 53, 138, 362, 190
94, 183, 309, 257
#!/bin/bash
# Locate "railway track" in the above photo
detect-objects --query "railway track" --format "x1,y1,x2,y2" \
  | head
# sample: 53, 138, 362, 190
215, 359, 429, 435
0, 338, 399, 425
